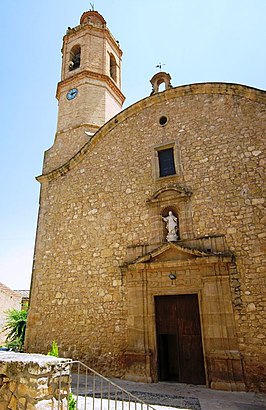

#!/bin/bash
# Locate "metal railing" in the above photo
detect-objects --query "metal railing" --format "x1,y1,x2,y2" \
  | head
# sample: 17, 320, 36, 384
57, 360, 156, 410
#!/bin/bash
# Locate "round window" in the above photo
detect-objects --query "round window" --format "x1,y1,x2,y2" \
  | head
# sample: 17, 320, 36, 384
159, 116, 168, 126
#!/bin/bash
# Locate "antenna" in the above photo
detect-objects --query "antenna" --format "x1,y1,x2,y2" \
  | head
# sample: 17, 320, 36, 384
89, 2, 95, 11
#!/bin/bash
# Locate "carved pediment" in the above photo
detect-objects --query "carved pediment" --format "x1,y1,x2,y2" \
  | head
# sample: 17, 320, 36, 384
134, 242, 211, 264
147, 184, 192, 204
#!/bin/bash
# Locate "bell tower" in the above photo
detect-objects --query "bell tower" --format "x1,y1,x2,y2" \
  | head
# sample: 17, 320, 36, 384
44, 10, 125, 173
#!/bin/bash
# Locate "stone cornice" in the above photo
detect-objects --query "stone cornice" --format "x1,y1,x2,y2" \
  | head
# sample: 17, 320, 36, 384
125, 256, 233, 270
122, 241, 233, 270
135, 242, 213, 262
55, 123, 100, 137
38, 82, 266, 184
56, 70, 125, 103
64, 22, 122, 57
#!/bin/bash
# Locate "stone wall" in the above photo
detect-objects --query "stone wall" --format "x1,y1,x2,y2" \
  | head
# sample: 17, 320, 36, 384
26, 83, 266, 391
0, 352, 70, 409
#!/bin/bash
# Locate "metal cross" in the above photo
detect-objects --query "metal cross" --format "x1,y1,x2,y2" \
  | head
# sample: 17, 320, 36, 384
156, 63, 165, 71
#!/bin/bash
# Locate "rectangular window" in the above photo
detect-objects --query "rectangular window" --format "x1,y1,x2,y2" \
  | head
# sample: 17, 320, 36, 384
158, 148, 176, 177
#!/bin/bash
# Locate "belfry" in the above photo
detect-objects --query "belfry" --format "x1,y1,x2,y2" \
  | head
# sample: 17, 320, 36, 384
44, 10, 125, 174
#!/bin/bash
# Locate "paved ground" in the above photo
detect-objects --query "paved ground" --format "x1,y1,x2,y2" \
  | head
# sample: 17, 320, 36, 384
110, 378, 266, 410
72, 374, 266, 410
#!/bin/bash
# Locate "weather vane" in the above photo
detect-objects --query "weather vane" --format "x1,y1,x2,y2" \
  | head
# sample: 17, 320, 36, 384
156, 63, 165, 71
89, 2, 95, 11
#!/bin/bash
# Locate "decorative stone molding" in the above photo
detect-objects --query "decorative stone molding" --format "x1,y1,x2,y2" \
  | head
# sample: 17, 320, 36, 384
147, 184, 192, 203
56, 70, 125, 103
132, 242, 216, 264
123, 243, 246, 391
146, 184, 194, 242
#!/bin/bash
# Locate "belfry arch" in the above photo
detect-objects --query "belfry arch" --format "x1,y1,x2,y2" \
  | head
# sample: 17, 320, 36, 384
150, 72, 173, 94
69, 45, 81, 71
110, 53, 117, 82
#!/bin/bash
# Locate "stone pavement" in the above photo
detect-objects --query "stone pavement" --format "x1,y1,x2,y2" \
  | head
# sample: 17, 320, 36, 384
72, 373, 266, 410
108, 378, 266, 410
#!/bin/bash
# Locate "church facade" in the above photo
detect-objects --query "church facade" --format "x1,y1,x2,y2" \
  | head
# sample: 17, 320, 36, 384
25, 10, 266, 392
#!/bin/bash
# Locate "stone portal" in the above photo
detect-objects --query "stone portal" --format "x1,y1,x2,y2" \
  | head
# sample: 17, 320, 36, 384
124, 242, 246, 391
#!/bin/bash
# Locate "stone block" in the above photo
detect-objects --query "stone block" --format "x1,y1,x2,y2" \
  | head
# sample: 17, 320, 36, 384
7, 396, 17, 410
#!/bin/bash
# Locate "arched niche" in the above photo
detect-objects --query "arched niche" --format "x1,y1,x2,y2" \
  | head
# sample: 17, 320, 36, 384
110, 53, 117, 82
150, 72, 172, 95
147, 184, 194, 243
69, 45, 81, 71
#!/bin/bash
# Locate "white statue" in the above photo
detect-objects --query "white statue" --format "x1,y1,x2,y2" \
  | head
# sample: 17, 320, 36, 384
162, 211, 178, 242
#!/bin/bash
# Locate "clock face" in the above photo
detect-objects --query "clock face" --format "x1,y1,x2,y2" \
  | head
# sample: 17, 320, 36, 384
66, 88, 78, 100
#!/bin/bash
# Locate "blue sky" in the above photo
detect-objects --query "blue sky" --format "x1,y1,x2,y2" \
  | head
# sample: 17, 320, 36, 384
0, 0, 265, 290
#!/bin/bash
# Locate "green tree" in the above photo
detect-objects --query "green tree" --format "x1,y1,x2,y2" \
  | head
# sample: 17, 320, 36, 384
4, 308, 28, 351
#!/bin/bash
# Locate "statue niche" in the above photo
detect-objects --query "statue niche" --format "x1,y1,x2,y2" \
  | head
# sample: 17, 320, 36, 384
147, 184, 193, 244
162, 209, 179, 242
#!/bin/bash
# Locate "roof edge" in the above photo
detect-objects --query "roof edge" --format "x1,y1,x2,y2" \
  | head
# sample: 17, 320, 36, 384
37, 82, 266, 183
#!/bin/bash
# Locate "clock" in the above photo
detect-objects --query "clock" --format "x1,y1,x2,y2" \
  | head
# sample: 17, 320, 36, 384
66, 88, 78, 100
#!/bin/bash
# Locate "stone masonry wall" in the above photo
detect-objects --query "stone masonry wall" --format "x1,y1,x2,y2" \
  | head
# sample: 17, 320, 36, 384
26, 84, 266, 391
0, 352, 70, 410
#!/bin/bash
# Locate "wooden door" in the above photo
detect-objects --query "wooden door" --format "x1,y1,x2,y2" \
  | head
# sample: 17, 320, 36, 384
155, 294, 206, 385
